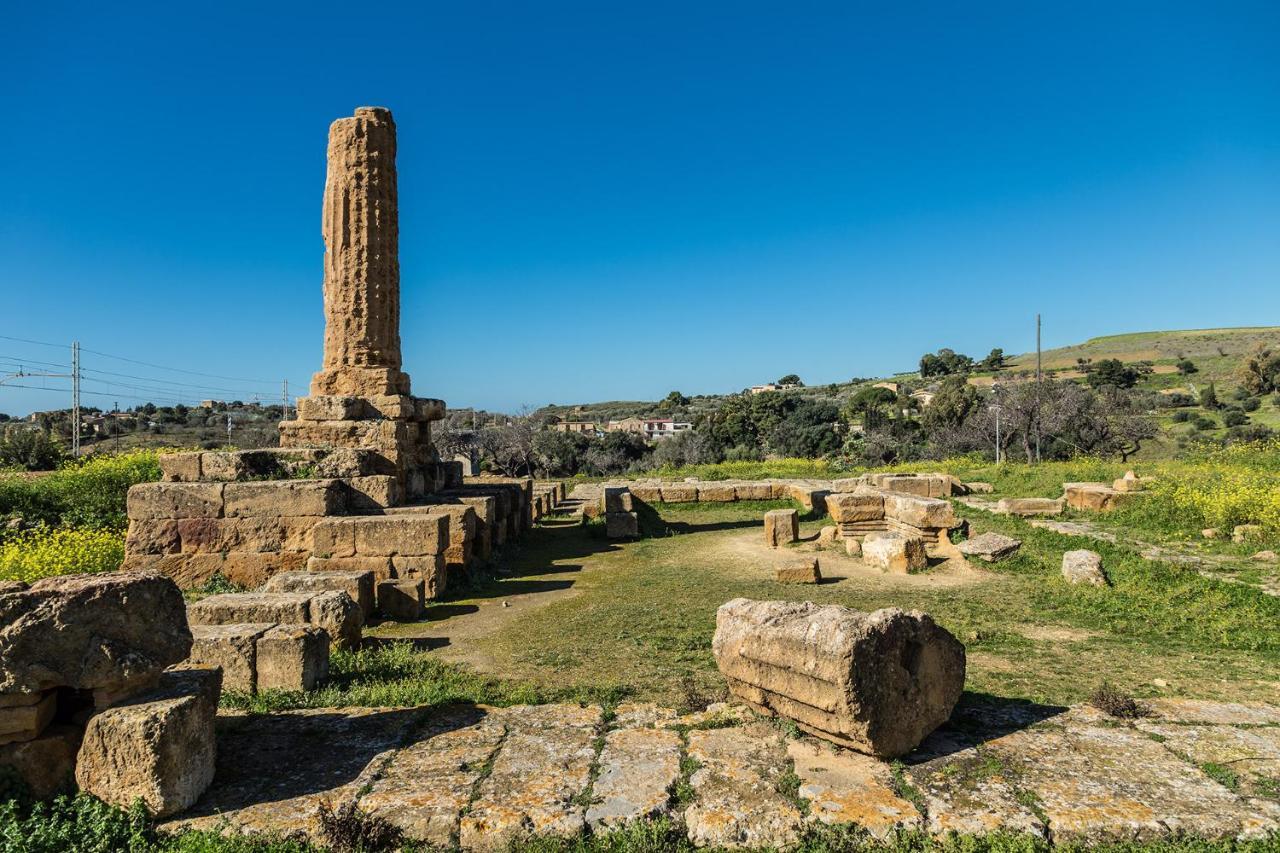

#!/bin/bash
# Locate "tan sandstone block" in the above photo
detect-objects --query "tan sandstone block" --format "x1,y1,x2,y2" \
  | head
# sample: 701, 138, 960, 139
734, 482, 774, 501
296, 395, 364, 421
826, 491, 885, 523
763, 509, 799, 548
255, 625, 329, 692
128, 483, 224, 520
344, 475, 401, 511
265, 570, 376, 619
223, 480, 347, 518
777, 558, 822, 584
863, 532, 928, 574
603, 487, 633, 514
696, 483, 737, 502
0, 724, 80, 799
76, 667, 221, 818
390, 556, 446, 599
659, 484, 697, 503
126, 519, 181, 555
308, 555, 396, 582
352, 515, 449, 556
377, 579, 425, 621
882, 492, 955, 528
0, 691, 56, 744
187, 623, 273, 693
159, 453, 202, 483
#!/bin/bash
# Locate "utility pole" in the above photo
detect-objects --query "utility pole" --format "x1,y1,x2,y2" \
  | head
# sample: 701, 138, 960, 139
1034, 314, 1042, 464
226, 414, 233, 447
282, 379, 290, 420
113, 401, 120, 454
71, 341, 81, 458
992, 403, 1002, 464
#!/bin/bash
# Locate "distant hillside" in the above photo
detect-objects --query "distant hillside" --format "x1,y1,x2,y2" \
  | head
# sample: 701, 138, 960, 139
1005, 327, 1280, 384
538, 326, 1280, 425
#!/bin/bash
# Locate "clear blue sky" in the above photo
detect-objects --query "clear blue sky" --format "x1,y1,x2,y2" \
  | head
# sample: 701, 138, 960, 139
2, 2, 1278, 416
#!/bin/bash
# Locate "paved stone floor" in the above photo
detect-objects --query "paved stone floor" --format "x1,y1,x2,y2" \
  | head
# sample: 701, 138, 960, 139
162, 698, 1280, 848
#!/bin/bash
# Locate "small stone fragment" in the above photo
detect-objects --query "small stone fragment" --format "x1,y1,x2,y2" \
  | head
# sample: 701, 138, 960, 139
957, 532, 1022, 563
776, 558, 821, 584
1062, 549, 1108, 586
1252, 550, 1277, 562
817, 525, 839, 545
844, 537, 862, 557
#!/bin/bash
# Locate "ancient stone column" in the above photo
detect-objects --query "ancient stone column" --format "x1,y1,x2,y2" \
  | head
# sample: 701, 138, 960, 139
310, 106, 411, 398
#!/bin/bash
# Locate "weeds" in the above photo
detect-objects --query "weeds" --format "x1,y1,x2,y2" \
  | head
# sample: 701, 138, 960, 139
1089, 683, 1152, 719
314, 799, 401, 852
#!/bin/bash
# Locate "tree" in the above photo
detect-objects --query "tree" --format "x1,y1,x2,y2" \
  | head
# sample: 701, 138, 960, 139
1177, 359, 1198, 375
532, 429, 590, 476
656, 390, 689, 415
979, 348, 1006, 371
768, 401, 840, 458
921, 375, 978, 437
475, 415, 538, 477
1086, 359, 1139, 389
1238, 345, 1280, 396
776, 374, 804, 387
842, 386, 897, 432
1201, 382, 1219, 409
0, 427, 65, 471
919, 348, 973, 378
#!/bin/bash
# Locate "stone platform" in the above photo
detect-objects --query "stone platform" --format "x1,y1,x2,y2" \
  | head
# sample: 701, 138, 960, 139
161, 698, 1280, 848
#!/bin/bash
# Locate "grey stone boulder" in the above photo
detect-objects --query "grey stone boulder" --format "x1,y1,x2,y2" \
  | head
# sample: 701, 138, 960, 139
1062, 550, 1108, 586
958, 532, 1022, 563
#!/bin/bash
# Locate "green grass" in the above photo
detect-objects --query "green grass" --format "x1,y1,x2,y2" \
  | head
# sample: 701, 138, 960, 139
219, 642, 626, 714
412, 499, 1280, 708
0, 449, 160, 532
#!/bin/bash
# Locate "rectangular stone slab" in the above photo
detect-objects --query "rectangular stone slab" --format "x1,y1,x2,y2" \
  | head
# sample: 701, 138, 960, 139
586, 726, 681, 830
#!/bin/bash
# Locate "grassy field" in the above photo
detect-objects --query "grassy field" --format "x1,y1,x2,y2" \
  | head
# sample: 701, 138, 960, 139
360, 490, 1280, 711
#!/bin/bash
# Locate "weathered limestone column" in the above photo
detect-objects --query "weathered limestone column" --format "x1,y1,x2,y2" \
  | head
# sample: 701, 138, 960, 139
310, 106, 410, 397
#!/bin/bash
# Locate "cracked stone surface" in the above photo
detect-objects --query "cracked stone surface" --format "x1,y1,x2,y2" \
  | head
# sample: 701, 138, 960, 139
359, 707, 505, 847
788, 738, 921, 837
587, 727, 682, 829
458, 704, 603, 850
985, 718, 1280, 841
683, 722, 804, 849
906, 728, 1046, 838
161, 699, 1280, 847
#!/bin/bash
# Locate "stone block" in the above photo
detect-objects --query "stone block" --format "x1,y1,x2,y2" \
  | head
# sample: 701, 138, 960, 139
308, 554, 395, 582
126, 518, 181, 555
76, 667, 220, 818
965, 481, 994, 493
378, 579, 425, 621
957, 532, 1021, 563
817, 525, 839, 545
159, 453, 202, 483
603, 486, 633, 514
629, 484, 662, 502
0, 570, 192, 695
734, 482, 774, 501
390, 555, 446, 599
863, 532, 928, 574
606, 511, 640, 539
187, 592, 311, 628
0, 690, 55, 745
763, 509, 799, 548
344, 475, 401, 511
659, 484, 697, 503
265, 570, 376, 619
304, 591, 364, 649
777, 558, 821, 584
713, 599, 965, 757
187, 623, 273, 693
844, 537, 862, 557
223, 480, 347, 518
996, 497, 1064, 517
826, 491, 885, 523
256, 625, 329, 691
1062, 550, 1108, 586
343, 515, 450, 556
882, 492, 955, 529
296, 395, 364, 421
696, 483, 737, 502
0, 724, 79, 800
127, 483, 224, 520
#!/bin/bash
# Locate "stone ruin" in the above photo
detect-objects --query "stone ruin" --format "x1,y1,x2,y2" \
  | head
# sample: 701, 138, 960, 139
0, 571, 218, 816
713, 598, 966, 757
119, 108, 565, 691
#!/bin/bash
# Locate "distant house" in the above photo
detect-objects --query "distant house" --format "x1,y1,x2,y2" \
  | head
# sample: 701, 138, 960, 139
642, 419, 691, 440
749, 382, 799, 395
551, 420, 598, 434
605, 417, 647, 434
909, 389, 936, 407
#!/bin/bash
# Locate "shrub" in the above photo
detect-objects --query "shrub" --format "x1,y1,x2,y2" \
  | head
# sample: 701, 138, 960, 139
1242, 396, 1261, 412
1171, 410, 1191, 423
1089, 682, 1151, 719
0, 450, 160, 530
1223, 410, 1248, 428
0, 428, 64, 472
1193, 416, 1216, 431
0, 526, 125, 583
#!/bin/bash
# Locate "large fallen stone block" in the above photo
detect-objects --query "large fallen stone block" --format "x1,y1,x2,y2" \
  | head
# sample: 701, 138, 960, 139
264, 570, 375, 619
957, 532, 1021, 563
0, 571, 192, 695
882, 492, 955, 529
763, 509, 799, 548
1062, 550, 1108, 586
713, 599, 965, 757
187, 623, 272, 693
76, 667, 221, 818
1064, 482, 1139, 513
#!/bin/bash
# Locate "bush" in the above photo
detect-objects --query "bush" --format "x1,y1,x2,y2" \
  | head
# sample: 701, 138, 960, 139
0, 429, 64, 472
1242, 396, 1261, 412
0, 526, 125, 583
0, 450, 160, 530
1193, 416, 1216, 431
1089, 682, 1151, 719
1171, 410, 1191, 423
1223, 410, 1248, 428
